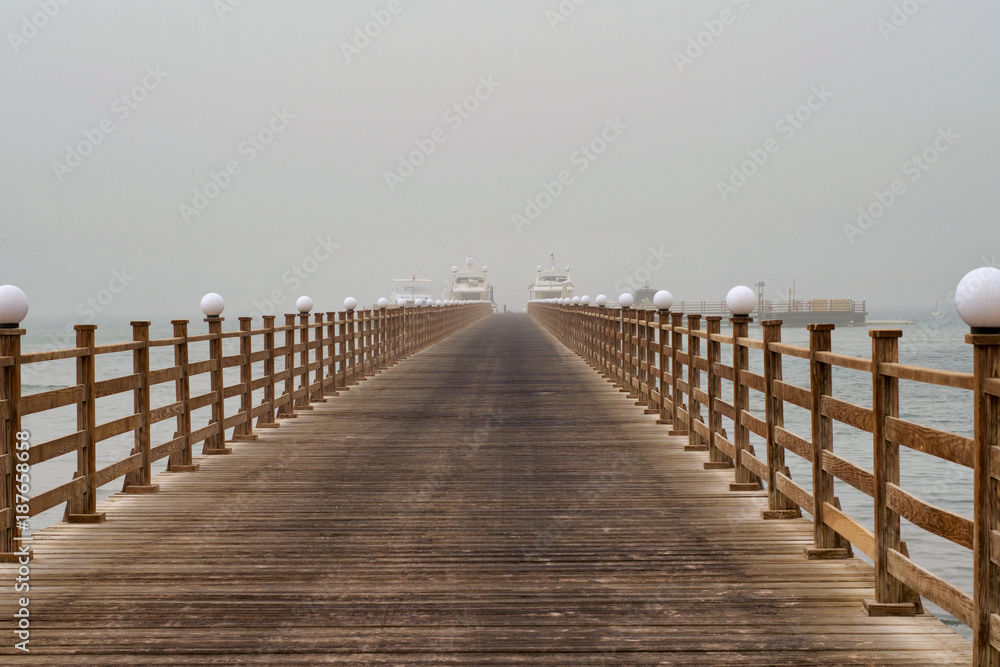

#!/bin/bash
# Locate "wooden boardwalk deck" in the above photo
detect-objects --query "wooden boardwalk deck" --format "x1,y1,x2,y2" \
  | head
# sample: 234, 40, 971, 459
0, 314, 972, 664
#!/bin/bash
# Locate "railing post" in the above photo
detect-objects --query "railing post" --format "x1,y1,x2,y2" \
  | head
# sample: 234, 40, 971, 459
670, 312, 686, 435
656, 307, 672, 425
0, 325, 26, 560
325, 312, 339, 393
233, 317, 258, 441
347, 308, 357, 385
124, 321, 158, 493
257, 315, 279, 428
761, 319, 799, 520
864, 329, 919, 616
805, 323, 851, 559
730, 314, 761, 490
168, 320, 199, 471
203, 315, 231, 454
686, 314, 705, 453
700, 317, 721, 459
308, 313, 323, 402
67, 324, 105, 523
969, 330, 1000, 665
295, 310, 312, 411
277, 314, 297, 418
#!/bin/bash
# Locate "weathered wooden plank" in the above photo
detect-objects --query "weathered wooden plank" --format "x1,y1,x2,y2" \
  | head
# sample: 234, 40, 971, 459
149, 435, 186, 462
775, 473, 814, 515
740, 370, 765, 393
740, 409, 766, 439
188, 359, 217, 376
822, 450, 874, 497
887, 548, 974, 626
820, 395, 873, 433
768, 342, 810, 359
95, 373, 142, 399
95, 414, 142, 442
187, 391, 217, 412
94, 452, 143, 487
823, 501, 875, 559
21, 347, 86, 363
712, 362, 734, 382
29, 477, 86, 516
20, 385, 83, 416
741, 450, 768, 481
815, 350, 872, 372
149, 401, 183, 425
886, 483, 973, 549
148, 366, 181, 386
28, 431, 86, 465
879, 362, 974, 390
774, 381, 810, 410
775, 426, 812, 461
886, 416, 973, 468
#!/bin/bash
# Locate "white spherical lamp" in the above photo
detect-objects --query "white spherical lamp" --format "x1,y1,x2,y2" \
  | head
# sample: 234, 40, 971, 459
0, 285, 29, 327
956, 267, 1000, 332
296, 296, 313, 313
377, 297, 389, 309
653, 290, 674, 311
482, 265, 488, 272
343, 297, 358, 311
201, 292, 225, 318
581, 295, 591, 306
726, 285, 756, 316
435, 300, 442, 307
595, 294, 608, 307
618, 293, 634, 309
396, 298, 407, 308
572, 296, 581, 306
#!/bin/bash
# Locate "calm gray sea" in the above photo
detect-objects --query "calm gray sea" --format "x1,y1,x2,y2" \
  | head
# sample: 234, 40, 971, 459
17, 310, 977, 640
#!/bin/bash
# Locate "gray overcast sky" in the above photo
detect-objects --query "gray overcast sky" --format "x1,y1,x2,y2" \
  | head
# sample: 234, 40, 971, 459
2, 0, 998, 324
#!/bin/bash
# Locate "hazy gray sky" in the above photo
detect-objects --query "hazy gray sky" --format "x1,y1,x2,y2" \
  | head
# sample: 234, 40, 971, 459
2, 1, 998, 325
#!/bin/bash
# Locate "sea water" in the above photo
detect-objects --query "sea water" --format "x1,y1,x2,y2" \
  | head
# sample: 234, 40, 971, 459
16, 311, 977, 640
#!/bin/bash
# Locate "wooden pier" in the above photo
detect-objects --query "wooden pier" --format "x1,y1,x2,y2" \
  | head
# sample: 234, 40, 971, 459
0, 312, 976, 664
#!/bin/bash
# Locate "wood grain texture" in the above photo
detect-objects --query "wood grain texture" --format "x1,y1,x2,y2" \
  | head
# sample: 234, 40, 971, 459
0, 316, 971, 665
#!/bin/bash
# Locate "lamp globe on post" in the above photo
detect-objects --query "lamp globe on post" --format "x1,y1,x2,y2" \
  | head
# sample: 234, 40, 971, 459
956, 267, 1000, 334
653, 290, 673, 312
377, 297, 389, 310
344, 297, 358, 311
0, 285, 29, 328
296, 296, 313, 313
396, 298, 407, 308
581, 295, 591, 306
618, 293, 634, 309
595, 294, 608, 308
572, 296, 581, 306
201, 292, 225, 319
725, 285, 756, 317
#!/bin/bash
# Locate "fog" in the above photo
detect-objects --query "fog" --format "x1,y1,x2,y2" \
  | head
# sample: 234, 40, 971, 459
2, 1, 998, 326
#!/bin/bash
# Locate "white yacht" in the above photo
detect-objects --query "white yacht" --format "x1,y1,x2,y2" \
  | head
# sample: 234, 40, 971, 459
528, 254, 575, 301
448, 257, 494, 303
390, 277, 435, 305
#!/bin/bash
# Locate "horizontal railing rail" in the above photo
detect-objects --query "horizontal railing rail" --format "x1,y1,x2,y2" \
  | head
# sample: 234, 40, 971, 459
0, 303, 490, 556
529, 301, 999, 666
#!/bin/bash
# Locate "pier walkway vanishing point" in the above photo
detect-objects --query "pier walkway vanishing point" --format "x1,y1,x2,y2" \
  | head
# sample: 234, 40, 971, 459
0, 312, 975, 664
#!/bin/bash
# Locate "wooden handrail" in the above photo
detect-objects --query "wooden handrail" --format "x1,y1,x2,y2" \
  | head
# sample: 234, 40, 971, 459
528, 302, 1000, 666
0, 303, 490, 561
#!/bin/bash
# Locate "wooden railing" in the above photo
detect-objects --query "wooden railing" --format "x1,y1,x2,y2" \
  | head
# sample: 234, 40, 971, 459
0, 303, 490, 556
530, 301, 1000, 666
